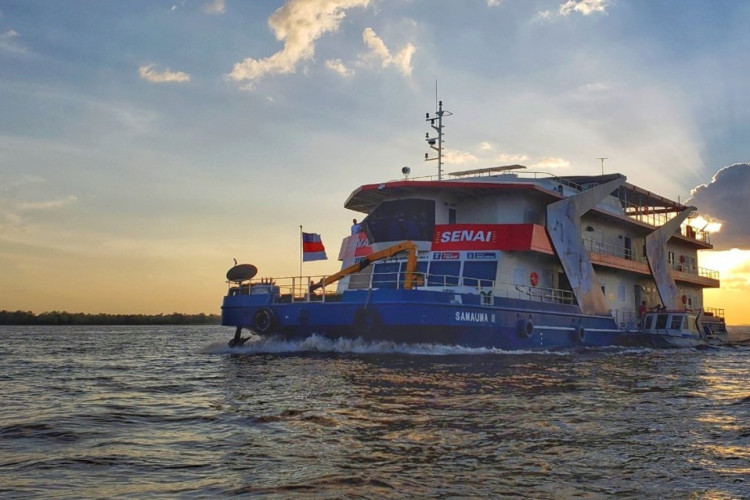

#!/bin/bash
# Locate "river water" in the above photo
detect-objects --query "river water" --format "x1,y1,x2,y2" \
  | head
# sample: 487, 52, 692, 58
1, 325, 749, 499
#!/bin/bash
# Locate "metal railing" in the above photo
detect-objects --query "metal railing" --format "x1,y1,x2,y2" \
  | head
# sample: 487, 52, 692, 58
228, 271, 577, 306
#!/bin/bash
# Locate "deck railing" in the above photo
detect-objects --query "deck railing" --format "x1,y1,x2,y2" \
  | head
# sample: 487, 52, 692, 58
229, 271, 577, 306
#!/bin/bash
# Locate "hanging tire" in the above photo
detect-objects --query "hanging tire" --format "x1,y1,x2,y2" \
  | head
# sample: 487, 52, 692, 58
253, 308, 276, 334
517, 318, 534, 338
573, 325, 586, 343
353, 307, 381, 334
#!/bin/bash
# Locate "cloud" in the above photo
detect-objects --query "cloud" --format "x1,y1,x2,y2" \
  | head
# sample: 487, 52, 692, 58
687, 163, 750, 250
560, 0, 608, 16
18, 195, 78, 211
443, 149, 478, 165
203, 0, 225, 14
325, 58, 354, 77
138, 64, 191, 83
531, 157, 571, 169
0, 28, 26, 54
226, 0, 371, 89
359, 27, 416, 77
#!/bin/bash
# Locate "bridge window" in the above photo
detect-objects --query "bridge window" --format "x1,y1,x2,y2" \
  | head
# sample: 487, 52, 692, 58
427, 261, 460, 286
462, 261, 498, 287
372, 262, 400, 289
363, 199, 435, 243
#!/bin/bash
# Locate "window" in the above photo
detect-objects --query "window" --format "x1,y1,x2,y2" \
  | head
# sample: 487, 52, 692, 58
399, 261, 428, 288
428, 261, 460, 286
462, 261, 498, 288
655, 314, 668, 329
670, 315, 684, 330
362, 199, 435, 243
372, 262, 400, 289
448, 208, 457, 224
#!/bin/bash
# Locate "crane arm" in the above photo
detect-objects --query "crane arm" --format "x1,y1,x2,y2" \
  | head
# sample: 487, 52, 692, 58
310, 241, 420, 292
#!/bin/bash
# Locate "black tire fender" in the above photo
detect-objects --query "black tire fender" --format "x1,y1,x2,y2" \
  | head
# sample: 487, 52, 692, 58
253, 308, 277, 334
574, 325, 586, 343
517, 318, 534, 338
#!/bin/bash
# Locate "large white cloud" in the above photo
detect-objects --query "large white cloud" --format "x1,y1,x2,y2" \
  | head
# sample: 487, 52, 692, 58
687, 163, 750, 250
226, 0, 371, 89
359, 27, 415, 77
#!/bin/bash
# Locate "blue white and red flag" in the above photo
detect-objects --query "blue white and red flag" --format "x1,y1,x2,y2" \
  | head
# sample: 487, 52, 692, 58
301, 232, 327, 261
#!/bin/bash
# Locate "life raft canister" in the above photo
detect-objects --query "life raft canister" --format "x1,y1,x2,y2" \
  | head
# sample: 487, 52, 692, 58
253, 308, 277, 334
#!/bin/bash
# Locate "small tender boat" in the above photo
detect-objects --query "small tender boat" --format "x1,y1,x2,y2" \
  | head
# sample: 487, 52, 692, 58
640, 310, 700, 347
221, 102, 725, 349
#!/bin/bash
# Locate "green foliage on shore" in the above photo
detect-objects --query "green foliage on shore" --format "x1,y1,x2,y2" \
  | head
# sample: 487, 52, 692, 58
0, 310, 221, 325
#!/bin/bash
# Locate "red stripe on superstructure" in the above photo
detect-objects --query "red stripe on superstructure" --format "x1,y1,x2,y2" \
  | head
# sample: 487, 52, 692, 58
432, 224, 554, 254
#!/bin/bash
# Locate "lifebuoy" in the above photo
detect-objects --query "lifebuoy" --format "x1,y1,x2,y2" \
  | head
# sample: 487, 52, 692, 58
529, 272, 539, 287
253, 308, 276, 334
682, 294, 687, 304
353, 307, 381, 334
517, 318, 534, 338
679, 255, 685, 263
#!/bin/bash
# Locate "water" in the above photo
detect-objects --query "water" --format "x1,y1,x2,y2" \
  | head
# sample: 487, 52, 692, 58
1, 325, 749, 499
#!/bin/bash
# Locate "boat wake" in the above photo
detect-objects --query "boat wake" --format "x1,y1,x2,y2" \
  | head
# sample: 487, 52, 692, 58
200, 333, 579, 356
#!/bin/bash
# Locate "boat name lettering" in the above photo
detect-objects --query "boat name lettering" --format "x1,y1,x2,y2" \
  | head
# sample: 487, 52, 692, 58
455, 311, 490, 323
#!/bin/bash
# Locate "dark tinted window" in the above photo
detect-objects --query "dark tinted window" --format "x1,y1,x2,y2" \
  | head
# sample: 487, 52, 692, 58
363, 199, 435, 243
427, 261, 460, 286
462, 261, 498, 287
372, 262, 400, 289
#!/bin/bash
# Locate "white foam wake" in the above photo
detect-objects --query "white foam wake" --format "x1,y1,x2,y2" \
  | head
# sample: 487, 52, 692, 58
199, 333, 571, 356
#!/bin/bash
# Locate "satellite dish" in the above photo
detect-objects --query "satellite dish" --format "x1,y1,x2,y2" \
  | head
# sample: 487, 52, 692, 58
226, 263, 258, 282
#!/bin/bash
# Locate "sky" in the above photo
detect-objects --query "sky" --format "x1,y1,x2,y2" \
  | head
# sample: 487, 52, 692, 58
1, 0, 749, 322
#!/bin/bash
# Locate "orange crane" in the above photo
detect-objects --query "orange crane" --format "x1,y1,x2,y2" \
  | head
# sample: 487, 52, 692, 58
309, 241, 420, 292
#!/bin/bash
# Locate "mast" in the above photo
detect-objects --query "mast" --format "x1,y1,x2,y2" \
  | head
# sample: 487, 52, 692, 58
425, 100, 452, 180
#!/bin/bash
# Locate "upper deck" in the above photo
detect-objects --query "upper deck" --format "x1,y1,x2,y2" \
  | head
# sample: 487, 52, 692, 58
344, 166, 713, 249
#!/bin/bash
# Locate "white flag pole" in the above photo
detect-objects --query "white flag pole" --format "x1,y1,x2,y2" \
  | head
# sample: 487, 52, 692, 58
299, 225, 303, 278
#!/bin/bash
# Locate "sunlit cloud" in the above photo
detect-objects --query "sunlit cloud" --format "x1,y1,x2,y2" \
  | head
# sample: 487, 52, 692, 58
687, 163, 750, 250
203, 0, 225, 14
496, 153, 530, 164
325, 58, 354, 77
359, 27, 416, 77
560, 0, 608, 16
531, 157, 571, 169
226, 0, 371, 89
444, 149, 478, 165
138, 64, 191, 83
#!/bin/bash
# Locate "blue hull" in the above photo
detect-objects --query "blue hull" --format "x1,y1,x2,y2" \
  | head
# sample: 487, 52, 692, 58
222, 289, 641, 350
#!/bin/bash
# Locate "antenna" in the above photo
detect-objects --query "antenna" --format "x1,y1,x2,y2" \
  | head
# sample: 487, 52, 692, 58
598, 157, 608, 175
425, 98, 452, 180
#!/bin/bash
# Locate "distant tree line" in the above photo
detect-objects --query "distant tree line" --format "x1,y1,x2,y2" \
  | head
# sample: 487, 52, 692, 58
0, 310, 221, 325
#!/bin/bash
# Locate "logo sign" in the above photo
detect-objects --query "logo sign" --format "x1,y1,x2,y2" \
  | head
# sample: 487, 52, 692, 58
432, 251, 460, 260
467, 251, 498, 260
433, 224, 499, 251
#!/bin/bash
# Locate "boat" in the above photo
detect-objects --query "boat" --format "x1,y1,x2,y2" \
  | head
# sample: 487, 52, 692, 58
221, 101, 724, 349
640, 308, 728, 347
